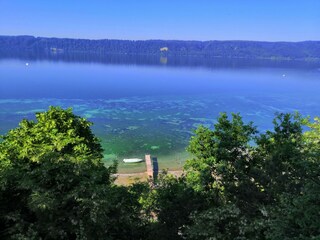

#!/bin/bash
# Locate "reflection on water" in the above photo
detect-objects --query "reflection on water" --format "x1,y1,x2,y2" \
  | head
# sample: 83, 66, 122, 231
0, 55, 320, 172
1, 51, 319, 70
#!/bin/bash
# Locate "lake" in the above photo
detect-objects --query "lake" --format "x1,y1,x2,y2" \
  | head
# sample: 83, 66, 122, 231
1, 54, 320, 172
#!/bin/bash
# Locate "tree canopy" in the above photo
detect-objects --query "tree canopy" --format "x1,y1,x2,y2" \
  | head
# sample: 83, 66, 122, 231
0, 107, 143, 239
182, 113, 320, 239
0, 108, 319, 239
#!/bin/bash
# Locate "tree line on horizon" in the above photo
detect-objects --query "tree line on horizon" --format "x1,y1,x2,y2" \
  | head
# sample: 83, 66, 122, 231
0, 107, 319, 239
1, 35, 320, 60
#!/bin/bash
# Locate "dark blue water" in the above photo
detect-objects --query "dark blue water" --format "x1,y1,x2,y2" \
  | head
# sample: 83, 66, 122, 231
1, 56, 320, 172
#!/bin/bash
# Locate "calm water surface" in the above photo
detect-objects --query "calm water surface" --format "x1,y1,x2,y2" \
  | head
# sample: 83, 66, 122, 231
1, 56, 319, 172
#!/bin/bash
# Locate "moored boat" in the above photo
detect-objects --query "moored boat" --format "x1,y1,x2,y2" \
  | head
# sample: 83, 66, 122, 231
123, 158, 143, 163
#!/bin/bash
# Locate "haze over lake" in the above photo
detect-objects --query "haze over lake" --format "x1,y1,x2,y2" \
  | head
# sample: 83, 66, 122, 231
1, 55, 320, 172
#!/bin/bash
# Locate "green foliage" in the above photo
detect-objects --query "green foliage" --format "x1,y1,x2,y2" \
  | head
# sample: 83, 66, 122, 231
1, 109, 319, 239
0, 106, 103, 164
255, 113, 305, 199
185, 113, 263, 209
267, 182, 320, 240
0, 107, 143, 239
139, 171, 206, 239
183, 112, 319, 239
185, 204, 243, 240
266, 116, 320, 240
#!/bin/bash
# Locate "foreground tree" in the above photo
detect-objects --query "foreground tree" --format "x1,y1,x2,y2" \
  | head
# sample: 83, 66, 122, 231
266, 116, 320, 239
183, 113, 320, 239
186, 113, 269, 209
1, 108, 319, 239
138, 172, 206, 240
0, 106, 103, 164
0, 107, 143, 239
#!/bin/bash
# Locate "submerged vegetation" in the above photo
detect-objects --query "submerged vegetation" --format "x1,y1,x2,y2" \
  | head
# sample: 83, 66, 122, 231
0, 107, 319, 239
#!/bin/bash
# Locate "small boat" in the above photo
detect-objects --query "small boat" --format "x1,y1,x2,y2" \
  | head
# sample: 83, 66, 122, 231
123, 158, 144, 163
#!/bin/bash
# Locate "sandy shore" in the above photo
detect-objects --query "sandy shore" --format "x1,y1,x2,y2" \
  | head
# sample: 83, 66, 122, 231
114, 170, 183, 185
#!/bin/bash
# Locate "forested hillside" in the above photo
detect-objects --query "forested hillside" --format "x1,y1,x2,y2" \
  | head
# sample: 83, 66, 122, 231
1, 35, 320, 60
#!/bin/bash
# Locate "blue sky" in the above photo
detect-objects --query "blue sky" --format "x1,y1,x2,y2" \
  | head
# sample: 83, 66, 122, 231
0, 1, 319, 41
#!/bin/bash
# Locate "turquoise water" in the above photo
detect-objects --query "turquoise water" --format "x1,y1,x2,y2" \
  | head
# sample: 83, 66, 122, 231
1, 57, 320, 172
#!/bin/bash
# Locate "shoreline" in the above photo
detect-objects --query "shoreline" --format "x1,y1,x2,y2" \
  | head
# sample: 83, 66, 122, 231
114, 170, 183, 185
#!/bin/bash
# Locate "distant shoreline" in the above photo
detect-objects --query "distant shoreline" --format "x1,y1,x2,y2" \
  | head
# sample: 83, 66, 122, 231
2, 34, 319, 43
1, 35, 320, 61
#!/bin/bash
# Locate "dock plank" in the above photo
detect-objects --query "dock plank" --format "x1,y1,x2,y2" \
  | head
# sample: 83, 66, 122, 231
145, 154, 153, 179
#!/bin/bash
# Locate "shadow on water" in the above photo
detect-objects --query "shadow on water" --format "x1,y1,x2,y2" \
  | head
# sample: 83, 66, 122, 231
152, 156, 159, 181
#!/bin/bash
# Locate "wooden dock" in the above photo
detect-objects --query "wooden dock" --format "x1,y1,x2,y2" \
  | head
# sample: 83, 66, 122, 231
145, 154, 153, 179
